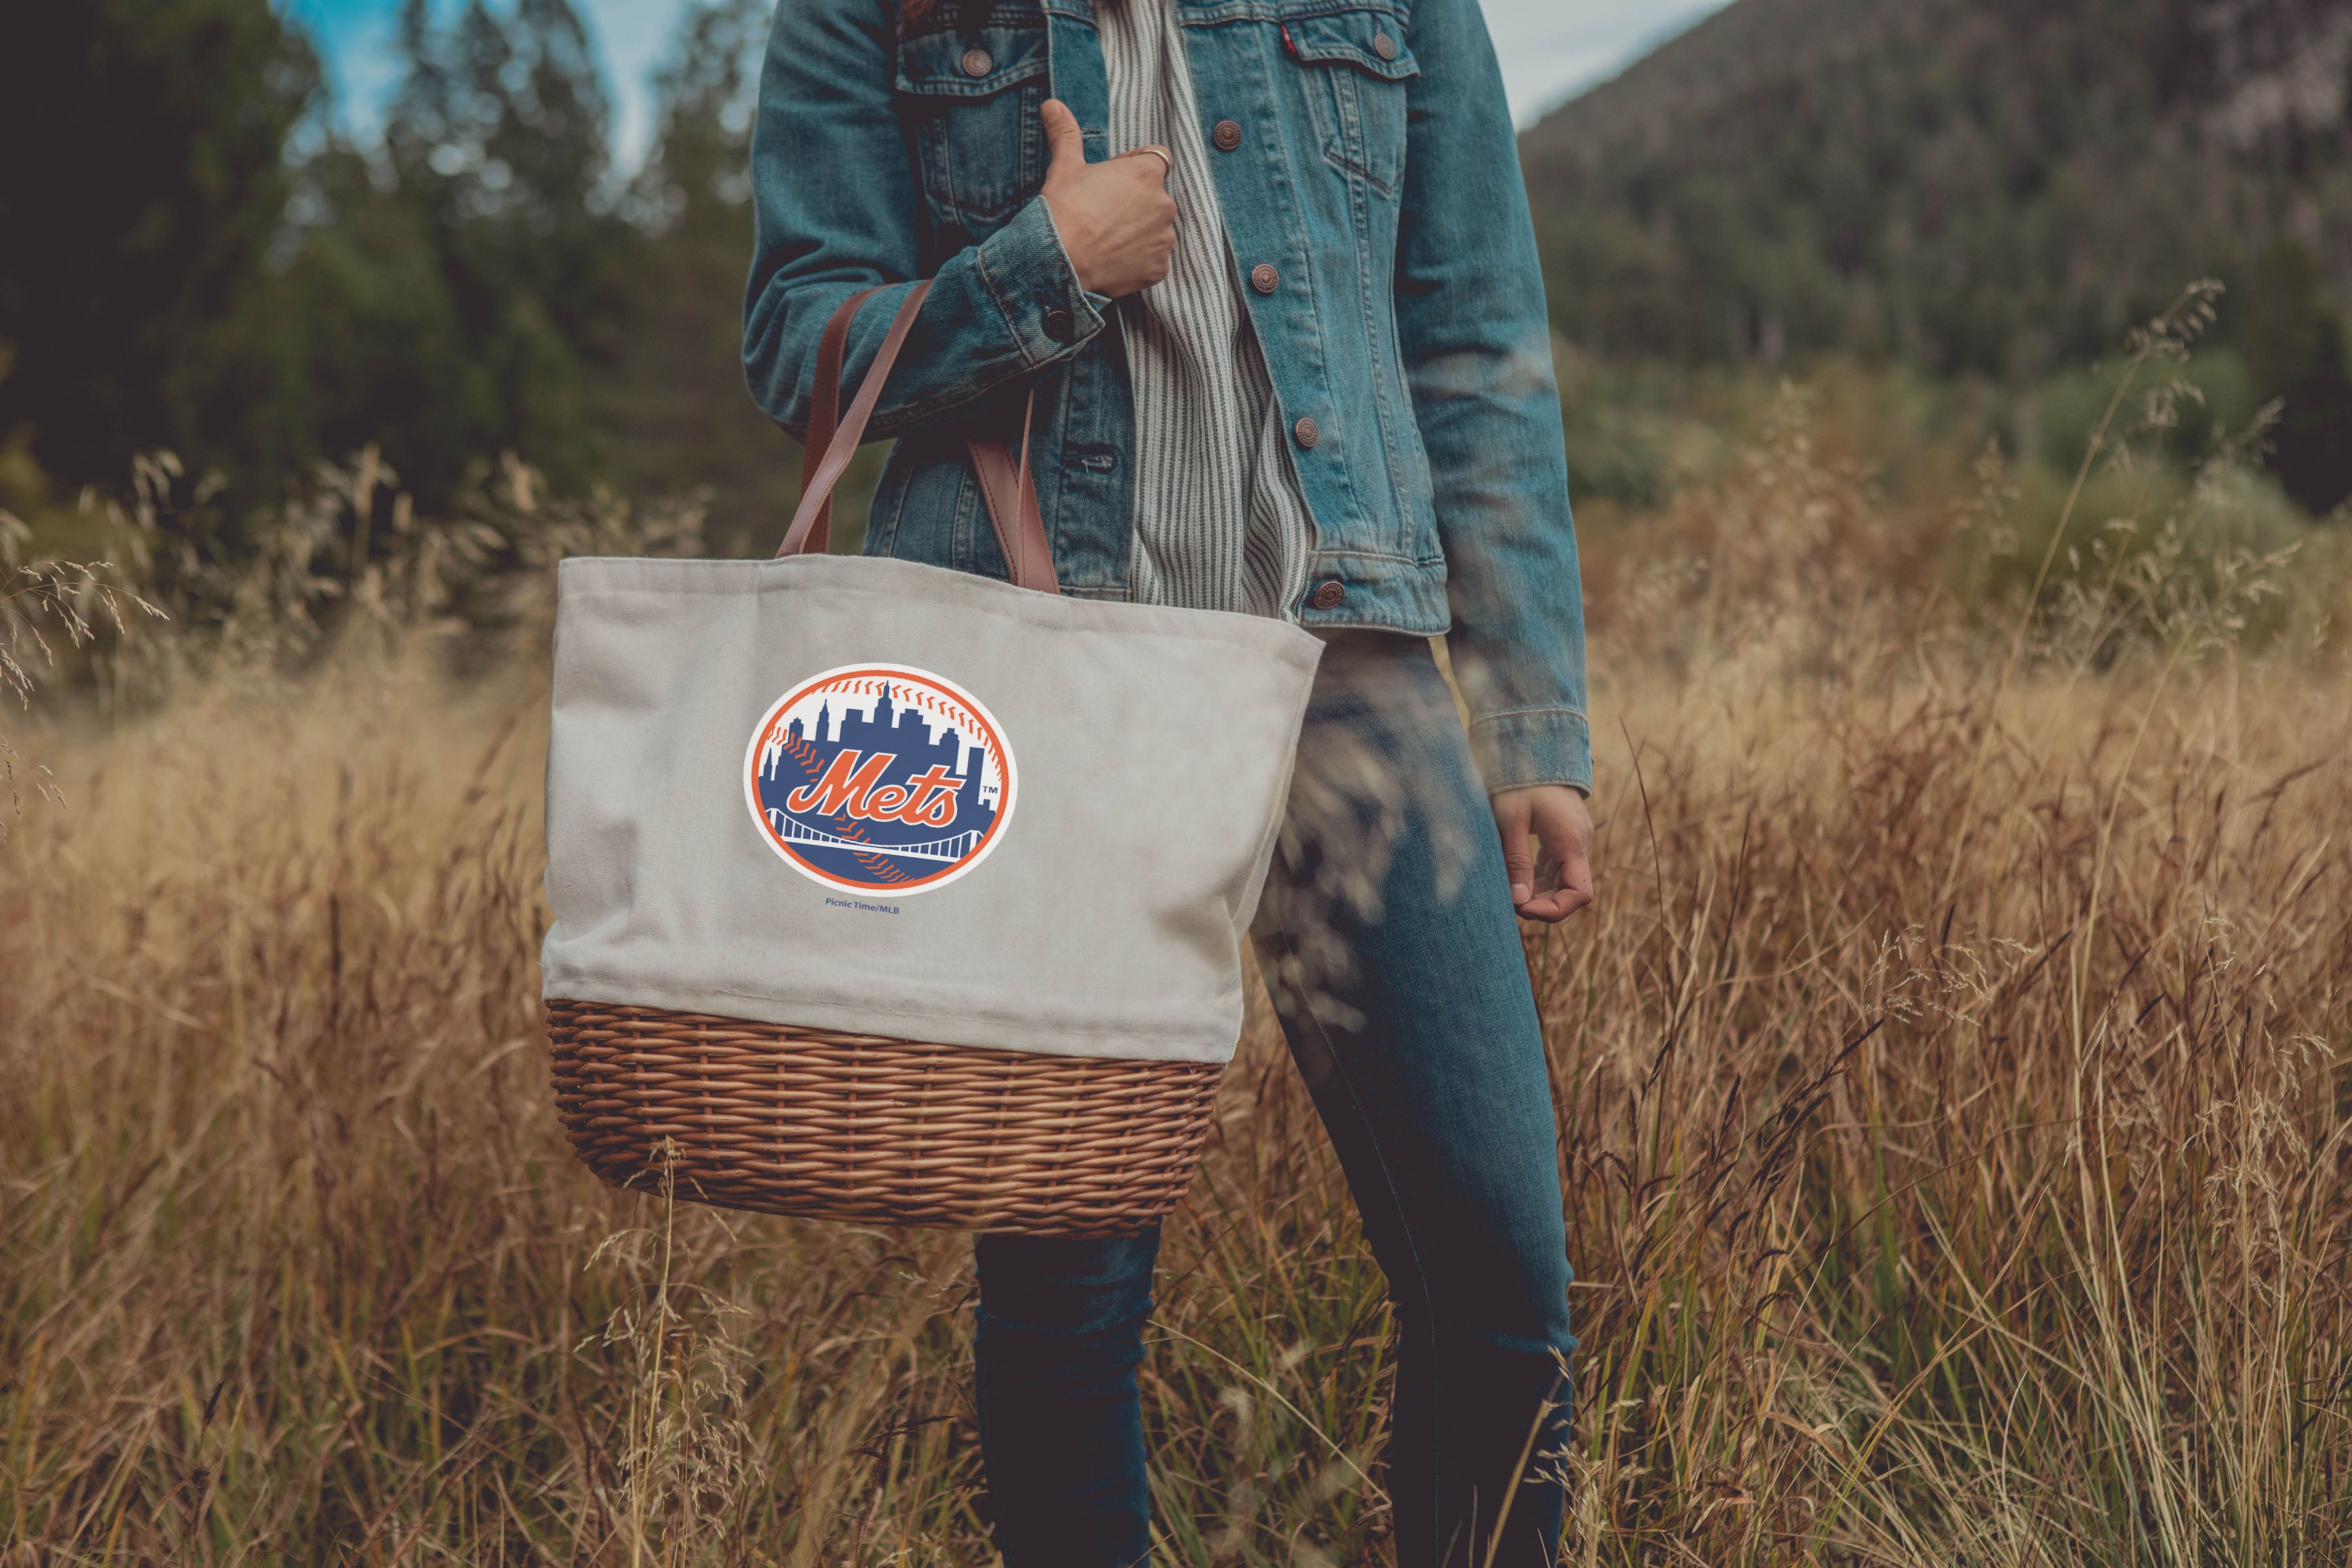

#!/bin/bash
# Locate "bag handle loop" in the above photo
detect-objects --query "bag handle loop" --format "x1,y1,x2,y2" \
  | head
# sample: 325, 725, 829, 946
779, 282, 1060, 596
788, 284, 881, 556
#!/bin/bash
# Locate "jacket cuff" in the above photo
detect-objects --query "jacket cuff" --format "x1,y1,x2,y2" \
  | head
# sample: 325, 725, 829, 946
974, 197, 1108, 367
1469, 708, 1593, 796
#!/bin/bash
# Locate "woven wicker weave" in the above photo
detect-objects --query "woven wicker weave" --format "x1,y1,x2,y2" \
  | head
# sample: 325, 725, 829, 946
546, 1000, 1223, 1237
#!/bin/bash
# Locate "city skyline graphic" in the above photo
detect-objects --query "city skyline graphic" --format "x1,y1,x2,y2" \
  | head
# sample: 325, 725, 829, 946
745, 664, 1014, 894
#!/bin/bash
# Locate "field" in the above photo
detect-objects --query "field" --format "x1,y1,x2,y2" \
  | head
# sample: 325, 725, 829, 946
4, 355, 2351, 1564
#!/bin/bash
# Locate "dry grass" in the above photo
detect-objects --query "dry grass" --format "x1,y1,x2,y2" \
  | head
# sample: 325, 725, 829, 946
3, 328, 2349, 1563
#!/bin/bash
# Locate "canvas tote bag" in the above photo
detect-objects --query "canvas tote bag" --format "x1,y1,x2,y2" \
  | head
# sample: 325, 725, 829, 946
542, 282, 1324, 1235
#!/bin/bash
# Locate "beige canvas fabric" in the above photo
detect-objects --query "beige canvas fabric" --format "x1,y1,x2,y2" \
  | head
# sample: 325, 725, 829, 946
540, 551, 1322, 1064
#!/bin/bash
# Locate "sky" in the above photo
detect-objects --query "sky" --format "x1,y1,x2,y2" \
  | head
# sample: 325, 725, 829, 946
284, 0, 1731, 160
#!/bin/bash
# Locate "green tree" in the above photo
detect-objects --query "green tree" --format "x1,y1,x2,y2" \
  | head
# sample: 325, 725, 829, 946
0, 0, 319, 491
593, 0, 811, 554
261, 143, 499, 508
372, 0, 638, 501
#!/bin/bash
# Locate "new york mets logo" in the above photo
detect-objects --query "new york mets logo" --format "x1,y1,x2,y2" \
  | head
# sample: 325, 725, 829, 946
743, 663, 1015, 895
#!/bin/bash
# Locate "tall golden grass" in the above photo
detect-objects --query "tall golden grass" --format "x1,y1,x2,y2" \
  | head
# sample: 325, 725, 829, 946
3, 301, 2349, 1563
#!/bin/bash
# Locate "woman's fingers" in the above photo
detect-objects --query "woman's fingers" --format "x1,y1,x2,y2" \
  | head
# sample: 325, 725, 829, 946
1491, 785, 1595, 923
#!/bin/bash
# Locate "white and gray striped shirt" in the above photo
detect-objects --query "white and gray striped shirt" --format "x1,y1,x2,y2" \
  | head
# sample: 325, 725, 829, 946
1093, 0, 1316, 619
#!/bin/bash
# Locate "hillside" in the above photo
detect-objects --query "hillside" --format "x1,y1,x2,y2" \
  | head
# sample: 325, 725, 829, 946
1520, 0, 2352, 378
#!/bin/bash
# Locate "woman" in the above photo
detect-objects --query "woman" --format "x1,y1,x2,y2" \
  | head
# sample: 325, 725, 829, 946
744, 0, 1594, 1561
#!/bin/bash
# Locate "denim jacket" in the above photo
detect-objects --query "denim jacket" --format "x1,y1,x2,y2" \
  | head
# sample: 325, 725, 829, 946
744, 0, 1591, 793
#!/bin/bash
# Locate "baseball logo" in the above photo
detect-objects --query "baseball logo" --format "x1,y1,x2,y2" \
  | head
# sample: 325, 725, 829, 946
743, 663, 1015, 895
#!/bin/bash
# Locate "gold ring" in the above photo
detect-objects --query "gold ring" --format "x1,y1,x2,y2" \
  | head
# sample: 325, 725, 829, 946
1135, 146, 1173, 176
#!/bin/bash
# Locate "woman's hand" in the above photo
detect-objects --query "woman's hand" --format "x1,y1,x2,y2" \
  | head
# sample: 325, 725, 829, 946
1039, 99, 1175, 298
1492, 785, 1594, 923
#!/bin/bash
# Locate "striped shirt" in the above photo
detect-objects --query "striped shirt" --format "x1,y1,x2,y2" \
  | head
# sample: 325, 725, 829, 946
1093, 0, 1316, 619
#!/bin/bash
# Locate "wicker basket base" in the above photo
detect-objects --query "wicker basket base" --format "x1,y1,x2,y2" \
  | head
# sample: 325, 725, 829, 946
546, 1000, 1224, 1237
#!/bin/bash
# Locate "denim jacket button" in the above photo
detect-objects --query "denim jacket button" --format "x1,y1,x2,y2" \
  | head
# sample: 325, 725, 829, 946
1293, 416, 1319, 449
1311, 580, 1347, 610
1041, 308, 1075, 343
1212, 119, 1243, 152
1371, 30, 1397, 60
960, 46, 993, 76
1249, 263, 1281, 295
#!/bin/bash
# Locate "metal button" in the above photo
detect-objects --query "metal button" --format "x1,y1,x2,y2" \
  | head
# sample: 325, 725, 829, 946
1212, 119, 1243, 152
1293, 416, 1319, 449
960, 46, 992, 77
1249, 263, 1281, 295
1371, 30, 1397, 60
1311, 580, 1347, 610
1041, 307, 1075, 343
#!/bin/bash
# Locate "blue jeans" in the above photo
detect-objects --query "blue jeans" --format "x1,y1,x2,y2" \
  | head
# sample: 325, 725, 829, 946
973, 633, 1577, 1567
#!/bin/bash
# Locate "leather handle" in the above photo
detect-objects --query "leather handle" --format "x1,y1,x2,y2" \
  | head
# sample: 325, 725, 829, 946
779, 281, 1060, 596
779, 282, 933, 558
968, 395, 1059, 596
792, 284, 883, 557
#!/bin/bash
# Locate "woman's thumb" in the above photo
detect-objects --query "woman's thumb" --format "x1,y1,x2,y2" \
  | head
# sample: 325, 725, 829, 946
1495, 796, 1536, 906
1041, 99, 1088, 170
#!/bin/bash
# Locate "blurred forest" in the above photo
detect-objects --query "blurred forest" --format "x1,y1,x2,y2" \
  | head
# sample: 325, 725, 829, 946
0, 0, 793, 556
1, 0, 2348, 570
1524, 0, 2352, 517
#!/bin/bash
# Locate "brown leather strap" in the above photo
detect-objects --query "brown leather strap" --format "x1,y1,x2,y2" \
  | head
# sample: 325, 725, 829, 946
779, 282, 932, 557
779, 280, 1061, 596
792, 285, 883, 557
967, 391, 1058, 595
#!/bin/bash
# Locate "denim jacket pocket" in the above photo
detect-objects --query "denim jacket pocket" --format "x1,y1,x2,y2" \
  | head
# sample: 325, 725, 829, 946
1282, 7, 1418, 197
896, 24, 1051, 241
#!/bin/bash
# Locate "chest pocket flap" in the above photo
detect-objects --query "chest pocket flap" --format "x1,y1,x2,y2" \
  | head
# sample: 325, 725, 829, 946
896, 24, 1050, 98
1282, 8, 1418, 194
896, 24, 1051, 233
1283, 9, 1419, 83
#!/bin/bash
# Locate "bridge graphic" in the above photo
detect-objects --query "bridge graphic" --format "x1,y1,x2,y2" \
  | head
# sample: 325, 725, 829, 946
764, 809, 981, 864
